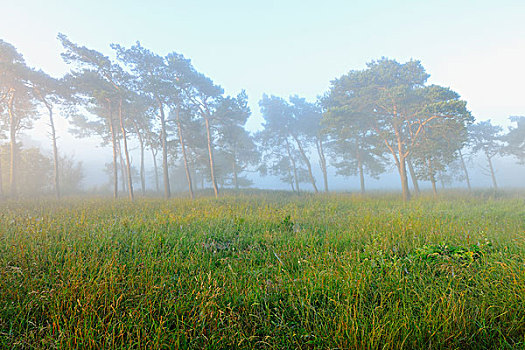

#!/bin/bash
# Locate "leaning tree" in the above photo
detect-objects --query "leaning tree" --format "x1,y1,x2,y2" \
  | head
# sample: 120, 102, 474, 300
113, 42, 176, 199
470, 120, 504, 190
214, 91, 260, 190
0, 40, 38, 198
502, 116, 525, 166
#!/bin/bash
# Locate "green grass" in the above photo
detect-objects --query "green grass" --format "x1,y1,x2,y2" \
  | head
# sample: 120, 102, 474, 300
0, 193, 524, 349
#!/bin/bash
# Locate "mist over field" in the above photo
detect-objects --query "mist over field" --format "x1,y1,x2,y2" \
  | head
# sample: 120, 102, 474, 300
1, 1, 524, 349
0, 1, 524, 198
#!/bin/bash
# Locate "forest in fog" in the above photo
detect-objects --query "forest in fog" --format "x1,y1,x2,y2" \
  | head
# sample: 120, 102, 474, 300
0, 36, 524, 200
1, 2, 525, 346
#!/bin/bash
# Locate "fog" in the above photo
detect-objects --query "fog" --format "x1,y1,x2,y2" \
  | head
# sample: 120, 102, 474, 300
1, 1, 524, 199
20, 124, 525, 196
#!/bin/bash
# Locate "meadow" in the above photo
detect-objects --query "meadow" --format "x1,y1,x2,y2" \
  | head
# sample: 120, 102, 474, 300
0, 192, 524, 349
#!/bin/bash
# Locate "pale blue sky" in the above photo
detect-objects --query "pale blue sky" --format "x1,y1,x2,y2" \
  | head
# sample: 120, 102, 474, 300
2, 0, 525, 128
2, 0, 524, 188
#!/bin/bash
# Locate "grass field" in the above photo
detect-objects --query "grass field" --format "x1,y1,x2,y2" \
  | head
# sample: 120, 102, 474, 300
0, 192, 524, 349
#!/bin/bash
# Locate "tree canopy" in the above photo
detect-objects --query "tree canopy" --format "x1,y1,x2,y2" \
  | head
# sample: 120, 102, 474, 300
0, 37, 522, 199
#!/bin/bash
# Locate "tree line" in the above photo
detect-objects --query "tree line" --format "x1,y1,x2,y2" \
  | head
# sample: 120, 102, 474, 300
0, 37, 523, 200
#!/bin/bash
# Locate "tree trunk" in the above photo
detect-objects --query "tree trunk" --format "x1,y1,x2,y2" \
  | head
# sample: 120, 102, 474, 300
293, 135, 318, 193
118, 98, 134, 201
8, 93, 17, 198
394, 123, 410, 201
407, 158, 420, 195
232, 157, 239, 190
0, 151, 3, 199
427, 158, 437, 198
49, 108, 60, 199
399, 156, 411, 202
486, 153, 498, 190
439, 171, 445, 189
358, 156, 365, 194
34, 89, 58, 197
192, 166, 198, 191
387, 106, 411, 201
176, 108, 194, 199
38, 94, 60, 199
158, 99, 171, 199
133, 122, 146, 196
108, 104, 118, 199
316, 138, 329, 192
430, 176, 437, 197
286, 150, 295, 193
458, 149, 471, 192
204, 117, 219, 197
285, 139, 300, 193
151, 148, 160, 193
9, 125, 16, 198
116, 138, 127, 193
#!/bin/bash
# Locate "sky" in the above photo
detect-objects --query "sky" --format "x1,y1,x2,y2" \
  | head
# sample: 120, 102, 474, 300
1, 0, 524, 189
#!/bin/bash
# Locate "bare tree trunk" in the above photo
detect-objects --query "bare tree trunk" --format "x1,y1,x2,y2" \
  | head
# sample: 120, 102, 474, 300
158, 99, 170, 199
151, 148, 159, 193
292, 135, 318, 193
204, 117, 219, 197
8, 93, 17, 198
407, 158, 420, 195
316, 138, 329, 192
108, 104, 118, 199
118, 98, 134, 201
458, 149, 471, 192
176, 108, 194, 199
486, 153, 498, 190
285, 139, 300, 193
133, 122, 146, 195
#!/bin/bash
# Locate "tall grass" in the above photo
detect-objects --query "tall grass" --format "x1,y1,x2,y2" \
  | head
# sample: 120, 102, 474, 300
0, 193, 524, 349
